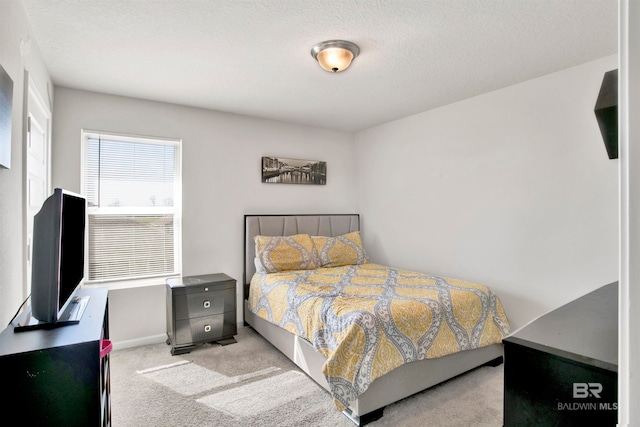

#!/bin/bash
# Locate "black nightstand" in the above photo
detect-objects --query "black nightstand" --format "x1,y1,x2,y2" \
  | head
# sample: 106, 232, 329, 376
166, 273, 237, 355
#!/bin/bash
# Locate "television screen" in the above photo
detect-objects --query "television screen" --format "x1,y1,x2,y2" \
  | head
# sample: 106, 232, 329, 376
30, 188, 86, 325
57, 193, 86, 313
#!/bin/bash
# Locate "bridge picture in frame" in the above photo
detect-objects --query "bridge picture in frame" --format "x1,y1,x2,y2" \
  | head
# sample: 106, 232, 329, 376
261, 156, 326, 185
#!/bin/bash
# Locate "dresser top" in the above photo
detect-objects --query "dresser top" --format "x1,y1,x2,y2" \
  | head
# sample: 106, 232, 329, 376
0, 287, 108, 356
504, 282, 618, 372
166, 273, 234, 289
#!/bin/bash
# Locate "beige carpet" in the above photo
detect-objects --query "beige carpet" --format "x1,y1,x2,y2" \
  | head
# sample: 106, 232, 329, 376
110, 326, 504, 426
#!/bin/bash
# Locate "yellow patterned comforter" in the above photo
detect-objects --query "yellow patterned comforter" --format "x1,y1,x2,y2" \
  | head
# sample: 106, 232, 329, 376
248, 263, 511, 410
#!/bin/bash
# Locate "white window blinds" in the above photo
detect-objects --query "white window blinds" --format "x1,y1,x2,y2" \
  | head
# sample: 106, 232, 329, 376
82, 131, 182, 283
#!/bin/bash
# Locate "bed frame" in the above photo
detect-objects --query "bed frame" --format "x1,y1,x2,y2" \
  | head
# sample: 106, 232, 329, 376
243, 214, 503, 426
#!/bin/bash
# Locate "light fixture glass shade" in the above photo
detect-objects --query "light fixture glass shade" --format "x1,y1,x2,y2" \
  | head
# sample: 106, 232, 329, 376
316, 47, 354, 72
311, 40, 360, 73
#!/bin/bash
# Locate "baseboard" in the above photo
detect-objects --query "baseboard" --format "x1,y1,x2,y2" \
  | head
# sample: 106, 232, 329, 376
112, 333, 167, 350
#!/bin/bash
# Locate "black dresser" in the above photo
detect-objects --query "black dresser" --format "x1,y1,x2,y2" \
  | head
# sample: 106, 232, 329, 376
166, 273, 237, 355
0, 287, 111, 426
503, 282, 618, 426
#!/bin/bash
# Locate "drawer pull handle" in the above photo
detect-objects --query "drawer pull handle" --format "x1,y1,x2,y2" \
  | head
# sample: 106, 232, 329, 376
203, 300, 211, 308
204, 325, 211, 332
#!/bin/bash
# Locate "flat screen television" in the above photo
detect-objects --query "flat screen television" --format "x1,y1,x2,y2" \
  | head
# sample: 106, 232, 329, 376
16, 188, 88, 331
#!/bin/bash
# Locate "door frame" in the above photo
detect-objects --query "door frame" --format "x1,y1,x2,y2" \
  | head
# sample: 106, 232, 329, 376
23, 72, 52, 299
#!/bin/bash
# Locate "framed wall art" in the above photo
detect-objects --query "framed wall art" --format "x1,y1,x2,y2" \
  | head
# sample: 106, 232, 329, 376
0, 63, 13, 169
262, 156, 326, 185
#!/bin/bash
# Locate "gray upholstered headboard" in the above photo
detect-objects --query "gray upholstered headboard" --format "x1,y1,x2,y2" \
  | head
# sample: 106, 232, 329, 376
243, 214, 360, 293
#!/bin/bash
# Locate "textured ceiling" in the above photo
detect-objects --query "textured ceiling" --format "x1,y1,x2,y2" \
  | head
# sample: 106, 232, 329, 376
21, 0, 617, 132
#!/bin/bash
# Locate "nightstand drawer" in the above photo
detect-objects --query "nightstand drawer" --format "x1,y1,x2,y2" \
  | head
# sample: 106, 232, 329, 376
174, 288, 235, 320
174, 312, 236, 345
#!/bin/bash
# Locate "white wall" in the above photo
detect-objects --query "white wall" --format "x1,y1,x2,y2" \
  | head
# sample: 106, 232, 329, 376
354, 55, 619, 330
0, 0, 53, 327
51, 87, 356, 346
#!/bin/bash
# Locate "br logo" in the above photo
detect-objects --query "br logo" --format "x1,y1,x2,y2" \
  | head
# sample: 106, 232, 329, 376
573, 383, 603, 398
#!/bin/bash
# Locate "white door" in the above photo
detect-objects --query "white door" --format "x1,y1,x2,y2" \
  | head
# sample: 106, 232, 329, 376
25, 76, 51, 297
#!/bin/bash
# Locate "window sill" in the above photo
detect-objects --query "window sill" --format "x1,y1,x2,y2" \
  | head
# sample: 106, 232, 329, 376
82, 275, 179, 291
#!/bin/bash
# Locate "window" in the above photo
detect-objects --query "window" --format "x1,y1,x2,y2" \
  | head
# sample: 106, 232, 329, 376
82, 131, 182, 283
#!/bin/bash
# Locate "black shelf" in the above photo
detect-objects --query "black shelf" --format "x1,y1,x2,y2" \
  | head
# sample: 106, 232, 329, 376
0, 287, 111, 427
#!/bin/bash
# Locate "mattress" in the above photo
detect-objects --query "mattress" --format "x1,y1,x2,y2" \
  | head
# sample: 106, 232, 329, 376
248, 261, 511, 411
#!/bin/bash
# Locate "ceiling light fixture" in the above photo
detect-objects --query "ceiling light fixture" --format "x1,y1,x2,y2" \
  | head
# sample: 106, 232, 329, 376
310, 40, 360, 73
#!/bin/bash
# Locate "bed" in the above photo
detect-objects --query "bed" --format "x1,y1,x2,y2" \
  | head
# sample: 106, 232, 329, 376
243, 214, 510, 426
